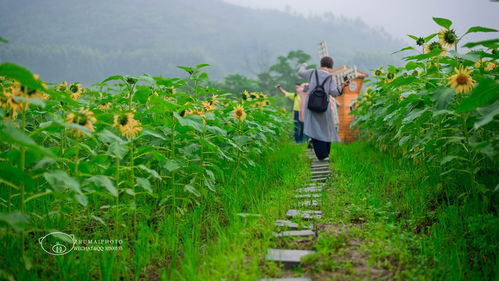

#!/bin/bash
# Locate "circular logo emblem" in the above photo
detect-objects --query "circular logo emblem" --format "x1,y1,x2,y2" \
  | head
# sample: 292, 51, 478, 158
39, 232, 76, 256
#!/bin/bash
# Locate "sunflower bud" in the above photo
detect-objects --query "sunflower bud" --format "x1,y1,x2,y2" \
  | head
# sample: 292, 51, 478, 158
439, 29, 457, 48
126, 77, 137, 85
416, 37, 425, 46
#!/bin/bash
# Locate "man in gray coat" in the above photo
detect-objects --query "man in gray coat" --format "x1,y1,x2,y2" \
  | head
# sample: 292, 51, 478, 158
299, 56, 348, 161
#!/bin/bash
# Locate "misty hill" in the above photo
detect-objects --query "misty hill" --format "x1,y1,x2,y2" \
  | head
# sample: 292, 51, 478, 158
0, 0, 404, 84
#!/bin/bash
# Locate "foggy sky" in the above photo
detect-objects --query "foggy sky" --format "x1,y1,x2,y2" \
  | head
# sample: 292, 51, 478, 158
223, 0, 499, 42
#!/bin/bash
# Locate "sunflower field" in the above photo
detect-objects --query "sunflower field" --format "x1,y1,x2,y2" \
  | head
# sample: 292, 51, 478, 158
0, 61, 292, 280
353, 18, 498, 279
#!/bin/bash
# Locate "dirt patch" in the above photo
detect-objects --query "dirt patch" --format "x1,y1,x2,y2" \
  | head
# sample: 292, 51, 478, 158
273, 236, 316, 250
303, 223, 392, 281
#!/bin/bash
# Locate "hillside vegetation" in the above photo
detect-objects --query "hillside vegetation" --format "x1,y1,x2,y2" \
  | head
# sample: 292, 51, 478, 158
0, 0, 402, 84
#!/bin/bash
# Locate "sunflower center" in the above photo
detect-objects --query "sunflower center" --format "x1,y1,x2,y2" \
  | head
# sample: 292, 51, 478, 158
429, 42, 442, 51
74, 113, 88, 126
70, 85, 79, 93
119, 115, 129, 126
375, 70, 382, 76
387, 73, 395, 79
235, 110, 243, 117
456, 74, 468, 85
444, 30, 457, 44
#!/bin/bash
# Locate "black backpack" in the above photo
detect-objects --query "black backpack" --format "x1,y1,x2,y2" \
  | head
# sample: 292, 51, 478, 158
307, 70, 331, 113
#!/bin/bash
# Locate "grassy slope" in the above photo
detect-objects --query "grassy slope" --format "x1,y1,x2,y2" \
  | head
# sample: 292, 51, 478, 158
188, 143, 309, 281
310, 142, 497, 281
0, 0, 403, 83
0, 141, 307, 281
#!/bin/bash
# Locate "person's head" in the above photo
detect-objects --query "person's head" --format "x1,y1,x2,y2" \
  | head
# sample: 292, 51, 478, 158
320, 56, 334, 69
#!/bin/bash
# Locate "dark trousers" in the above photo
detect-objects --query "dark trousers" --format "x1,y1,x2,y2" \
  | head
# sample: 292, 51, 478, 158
312, 138, 331, 160
293, 111, 304, 143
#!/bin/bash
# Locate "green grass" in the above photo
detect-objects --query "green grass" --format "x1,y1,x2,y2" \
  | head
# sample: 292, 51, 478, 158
308, 142, 498, 281
0, 141, 307, 281
191, 143, 309, 281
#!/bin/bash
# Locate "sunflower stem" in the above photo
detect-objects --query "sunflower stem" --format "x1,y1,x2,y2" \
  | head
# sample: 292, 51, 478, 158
115, 156, 120, 235
129, 138, 136, 232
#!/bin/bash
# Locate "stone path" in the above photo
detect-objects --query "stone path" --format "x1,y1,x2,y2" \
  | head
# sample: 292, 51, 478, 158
259, 149, 331, 280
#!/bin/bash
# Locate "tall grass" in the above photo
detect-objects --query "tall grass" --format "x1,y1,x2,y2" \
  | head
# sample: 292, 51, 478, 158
329, 142, 498, 280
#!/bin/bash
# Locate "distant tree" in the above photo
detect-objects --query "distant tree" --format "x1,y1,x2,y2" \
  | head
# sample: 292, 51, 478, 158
222, 73, 260, 96
268, 50, 311, 92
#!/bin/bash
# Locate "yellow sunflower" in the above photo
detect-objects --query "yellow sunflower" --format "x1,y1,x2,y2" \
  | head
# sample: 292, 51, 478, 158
183, 108, 205, 118
113, 112, 143, 139
242, 90, 251, 101
373, 69, 384, 77
448, 66, 475, 94
233, 104, 246, 121
66, 108, 97, 137
57, 81, 68, 92
474, 60, 482, 69
424, 42, 447, 56
98, 102, 112, 110
438, 29, 458, 48
68, 83, 83, 100
385, 73, 397, 83
3, 82, 28, 119
210, 94, 219, 105
485, 62, 496, 72
202, 101, 214, 111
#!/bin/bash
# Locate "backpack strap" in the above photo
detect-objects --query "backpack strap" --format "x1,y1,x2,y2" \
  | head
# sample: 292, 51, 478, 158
320, 75, 331, 88
314, 70, 321, 86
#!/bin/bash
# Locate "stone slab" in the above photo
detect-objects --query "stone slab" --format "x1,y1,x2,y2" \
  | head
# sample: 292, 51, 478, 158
286, 209, 322, 219
305, 182, 326, 186
266, 248, 315, 268
273, 230, 316, 238
311, 170, 331, 175
297, 200, 320, 207
274, 219, 313, 230
294, 194, 321, 199
258, 277, 312, 281
311, 177, 328, 181
296, 187, 323, 193
310, 168, 330, 173
311, 163, 329, 167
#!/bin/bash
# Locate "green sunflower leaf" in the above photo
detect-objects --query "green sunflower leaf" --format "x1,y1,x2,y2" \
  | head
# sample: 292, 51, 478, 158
43, 170, 82, 194
463, 39, 499, 49
424, 33, 438, 42
474, 100, 499, 128
0, 212, 30, 232
184, 184, 201, 197
407, 35, 419, 41
136, 177, 152, 193
433, 17, 452, 29
0, 37, 8, 44
84, 175, 118, 197
392, 46, 416, 54
101, 75, 125, 83
0, 125, 55, 158
0, 63, 46, 91
196, 64, 210, 69
464, 26, 498, 35
456, 78, 499, 113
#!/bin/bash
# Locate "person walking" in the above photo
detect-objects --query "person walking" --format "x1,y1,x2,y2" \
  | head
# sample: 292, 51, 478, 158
277, 83, 305, 143
299, 56, 348, 160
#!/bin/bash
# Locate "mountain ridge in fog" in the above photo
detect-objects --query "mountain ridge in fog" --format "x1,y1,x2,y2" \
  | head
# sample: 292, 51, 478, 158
0, 0, 404, 84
